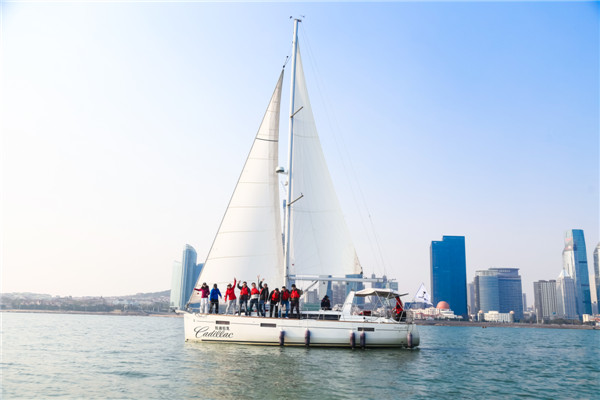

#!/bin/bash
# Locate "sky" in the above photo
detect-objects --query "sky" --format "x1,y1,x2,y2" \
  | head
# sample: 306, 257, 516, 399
1, 1, 598, 302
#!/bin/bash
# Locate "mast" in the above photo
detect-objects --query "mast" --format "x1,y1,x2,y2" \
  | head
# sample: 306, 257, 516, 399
284, 18, 301, 287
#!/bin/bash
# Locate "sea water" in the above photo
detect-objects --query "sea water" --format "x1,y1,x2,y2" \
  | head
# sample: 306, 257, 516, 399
2, 312, 598, 399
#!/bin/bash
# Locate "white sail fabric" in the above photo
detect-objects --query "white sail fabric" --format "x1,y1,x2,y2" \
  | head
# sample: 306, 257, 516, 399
189, 73, 285, 304
288, 48, 362, 278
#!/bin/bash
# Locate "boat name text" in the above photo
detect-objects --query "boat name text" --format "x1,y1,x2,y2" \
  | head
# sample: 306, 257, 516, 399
195, 326, 234, 339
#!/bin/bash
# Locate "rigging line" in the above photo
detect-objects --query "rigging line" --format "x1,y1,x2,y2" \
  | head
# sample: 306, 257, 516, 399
309, 32, 388, 277
299, 24, 378, 272
299, 23, 386, 276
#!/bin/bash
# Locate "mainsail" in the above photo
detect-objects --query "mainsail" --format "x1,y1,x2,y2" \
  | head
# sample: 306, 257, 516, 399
189, 73, 284, 303
287, 48, 362, 279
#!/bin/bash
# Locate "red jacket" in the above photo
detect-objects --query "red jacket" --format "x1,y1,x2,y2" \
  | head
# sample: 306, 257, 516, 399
281, 289, 290, 301
270, 291, 280, 302
224, 279, 237, 301
290, 289, 301, 299
395, 297, 404, 313
239, 285, 250, 297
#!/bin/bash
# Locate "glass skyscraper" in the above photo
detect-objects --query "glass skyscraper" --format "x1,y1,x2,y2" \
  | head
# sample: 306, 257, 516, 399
474, 268, 524, 320
562, 229, 592, 316
170, 245, 204, 310
430, 236, 468, 318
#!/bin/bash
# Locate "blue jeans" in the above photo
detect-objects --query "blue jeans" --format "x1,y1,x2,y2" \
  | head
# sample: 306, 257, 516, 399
280, 300, 289, 318
239, 297, 248, 315
258, 300, 266, 317
248, 299, 259, 316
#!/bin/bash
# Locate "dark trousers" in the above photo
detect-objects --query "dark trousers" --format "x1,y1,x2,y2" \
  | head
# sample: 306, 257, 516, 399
248, 298, 259, 316
290, 299, 300, 318
259, 300, 266, 317
209, 300, 219, 314
269, 302, 279, 318
239, 296, 248, 315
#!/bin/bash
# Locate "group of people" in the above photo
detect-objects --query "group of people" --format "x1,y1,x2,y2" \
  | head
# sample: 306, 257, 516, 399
194, 277, 303, 318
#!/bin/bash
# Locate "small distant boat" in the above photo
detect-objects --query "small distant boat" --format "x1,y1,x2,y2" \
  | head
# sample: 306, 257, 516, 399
182, 19, 419, 348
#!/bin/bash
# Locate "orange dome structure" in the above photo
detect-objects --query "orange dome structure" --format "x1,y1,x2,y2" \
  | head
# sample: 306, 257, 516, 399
436, 301, 450, 310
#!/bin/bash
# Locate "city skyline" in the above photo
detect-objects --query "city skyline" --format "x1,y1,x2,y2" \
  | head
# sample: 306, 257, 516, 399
2, 2, 598, 299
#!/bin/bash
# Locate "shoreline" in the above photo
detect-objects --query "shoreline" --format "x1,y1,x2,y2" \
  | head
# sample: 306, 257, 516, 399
414, 320, 597, 330
3, 309, 597, 329
1, 309, 182, 318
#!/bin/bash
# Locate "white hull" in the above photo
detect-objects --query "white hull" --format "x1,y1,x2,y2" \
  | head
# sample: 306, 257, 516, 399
184, 312, 419, 348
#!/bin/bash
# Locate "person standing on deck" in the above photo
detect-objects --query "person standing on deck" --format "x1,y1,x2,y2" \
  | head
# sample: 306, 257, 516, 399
394, 296, 406, 322
248, 282, 260, 316
290, 284, 302, 319
237, 281, 250, 316
258, 279, 269, 317
280, 286, 290, 318
269, 288, 280, 318
209, 284, 222, 314
193, 283, 210, 313
224, 278, 237, 315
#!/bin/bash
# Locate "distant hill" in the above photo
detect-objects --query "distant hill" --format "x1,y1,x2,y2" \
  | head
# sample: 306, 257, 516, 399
122, 290, 170, 299
2, 290, 171, 300
2, 290, 172, 313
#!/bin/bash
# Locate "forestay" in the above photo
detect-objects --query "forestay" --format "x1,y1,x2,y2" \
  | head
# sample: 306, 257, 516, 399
189, 73, 285, 303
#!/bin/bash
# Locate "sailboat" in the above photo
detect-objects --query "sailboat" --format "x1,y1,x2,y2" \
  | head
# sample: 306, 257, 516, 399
183, 19, 419, 348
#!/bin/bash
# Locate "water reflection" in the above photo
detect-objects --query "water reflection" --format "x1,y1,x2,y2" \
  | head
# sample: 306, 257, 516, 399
182, 341, 421, 398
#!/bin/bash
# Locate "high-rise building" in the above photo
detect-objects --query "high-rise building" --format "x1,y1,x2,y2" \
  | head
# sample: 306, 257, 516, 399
474, 271, 499, 315
430, 236, 468, 319
467, 282, 476, 315
473, 268, 523, 320
594, 243, 600, 313
556, 270, 578, 320
181, 245, 198, 300
318, 275, 333, 302
331, 282, 346, 306
370, 274, 398, 290
533, 280, 559, 322
170, 245, 204, 310
170, 261, 183, 310
562, 229, 592, 316
345, 274, 365, 306
522, 293, 527, 311
371, 273, 386, 289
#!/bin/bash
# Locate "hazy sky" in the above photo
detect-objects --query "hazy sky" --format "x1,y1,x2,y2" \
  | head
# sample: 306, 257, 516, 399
2, 1, 598, 302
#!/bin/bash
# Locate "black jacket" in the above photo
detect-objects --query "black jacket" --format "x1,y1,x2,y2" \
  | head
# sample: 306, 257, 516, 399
258, 282, 270, 301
